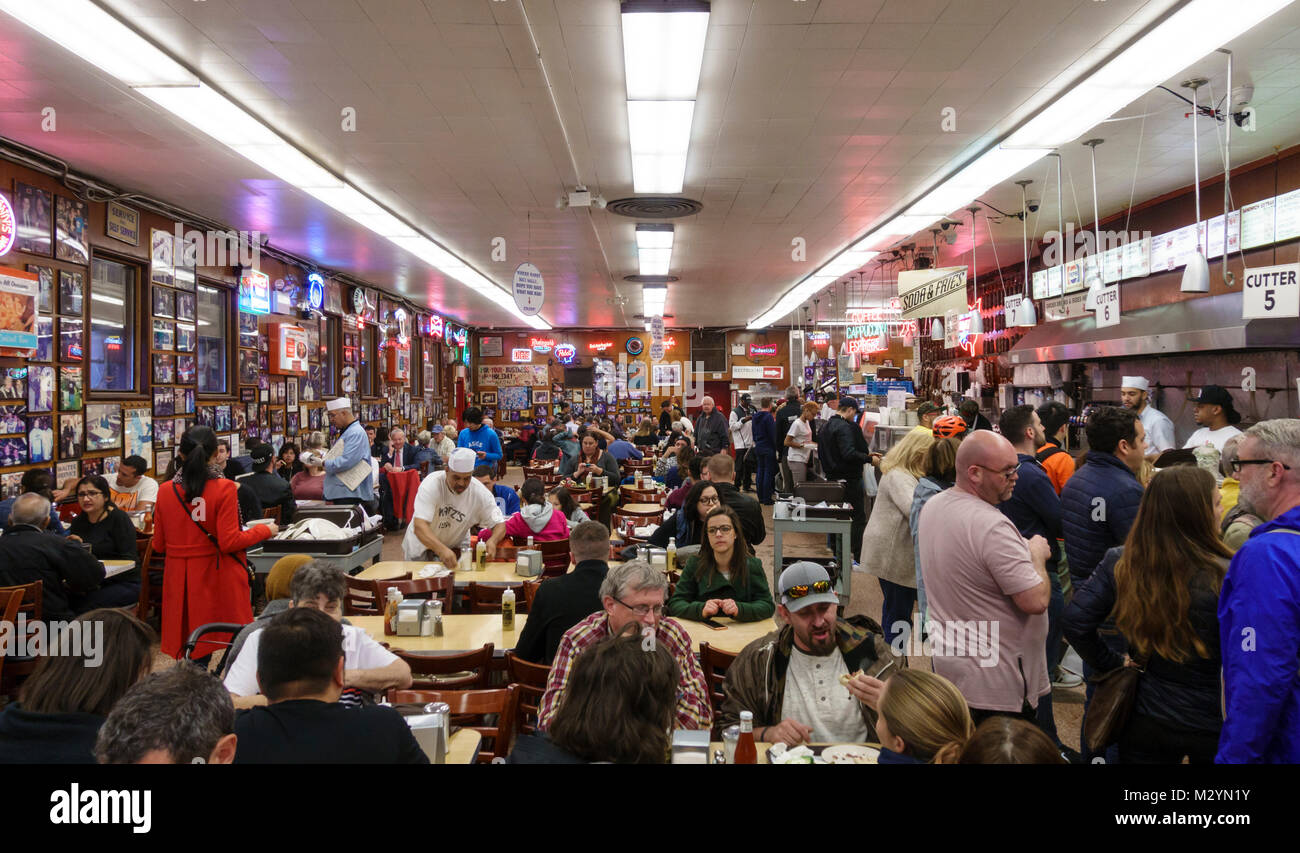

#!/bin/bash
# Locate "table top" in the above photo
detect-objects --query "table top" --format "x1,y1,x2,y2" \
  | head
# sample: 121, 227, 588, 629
709, 741, 774, 762
620, 503, 665, 513
102, 560, 135, 578
448, 729, 480, 765
356, 560, 568, 584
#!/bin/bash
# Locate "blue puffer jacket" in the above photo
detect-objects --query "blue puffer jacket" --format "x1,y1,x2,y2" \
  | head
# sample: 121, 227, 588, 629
910, 475, 952, 623
1060, 451, 1143, 584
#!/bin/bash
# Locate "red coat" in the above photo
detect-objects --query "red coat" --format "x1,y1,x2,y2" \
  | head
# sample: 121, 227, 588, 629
152, 477, 272, 659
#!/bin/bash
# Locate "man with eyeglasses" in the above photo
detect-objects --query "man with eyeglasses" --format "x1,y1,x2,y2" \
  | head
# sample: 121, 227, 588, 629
1216, 419, 1300, 763
537, 560, 712, 732
918, 431, 1052, 727
718, 562, 898, 746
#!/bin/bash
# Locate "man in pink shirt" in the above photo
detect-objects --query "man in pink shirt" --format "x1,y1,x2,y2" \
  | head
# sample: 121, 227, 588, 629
917, 431, 1052, 724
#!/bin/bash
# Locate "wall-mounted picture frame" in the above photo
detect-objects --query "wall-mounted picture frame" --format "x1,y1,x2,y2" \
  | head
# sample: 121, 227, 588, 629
27, 414, 53, 463
27, 364, 53, 413
175, 290, 196, 323
153, 385, 174, 417
153, 319, 174, 351
154, 418, 173, 449
124, 408, 152, 471
0, 405, 26, 434
56, 458, 80, 487
14, 183, 53, 257
238, 349, 258, 385
152, 285, 175, 319
480, 391, 497, 406
533, 390, 550, 405
0, 439, 27, 469
150, 228, 174, 287
26, 264, 53, 312
238, 312, 258, 349
177, 354, 197, 384
34, 316, 53, 361
0, 368, 26, 403
176, 323, 196, 352
155, 449, 173, 477
286, 377, 298, 408
58, 317, 84, 361
153, 355, 176, 385
215, 404, 231, 433
59, 365, 82, 411
58, 270, 83, 316
85, 402, 122, 452
54, 195, 89, 265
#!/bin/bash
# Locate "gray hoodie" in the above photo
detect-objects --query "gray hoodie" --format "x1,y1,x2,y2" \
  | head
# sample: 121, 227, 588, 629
520, 502, 556, 533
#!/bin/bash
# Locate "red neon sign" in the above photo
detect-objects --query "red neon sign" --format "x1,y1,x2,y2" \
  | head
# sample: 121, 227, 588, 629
749, 343, 778, 358
588, 341, 615, 352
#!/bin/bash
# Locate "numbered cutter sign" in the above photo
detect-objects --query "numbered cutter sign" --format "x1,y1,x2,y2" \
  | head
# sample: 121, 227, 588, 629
1243, 263, 1300, 319
1094, 284, 1121, 328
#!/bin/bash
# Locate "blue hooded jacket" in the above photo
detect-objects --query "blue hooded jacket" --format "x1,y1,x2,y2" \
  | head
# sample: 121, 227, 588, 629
1060, 451, 1142, 583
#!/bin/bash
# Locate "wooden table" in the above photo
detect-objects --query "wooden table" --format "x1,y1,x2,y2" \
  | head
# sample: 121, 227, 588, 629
678, 616, 776, 654
447, 729, 481, 765
620, 503, 665, 513
355, 560, 567, 586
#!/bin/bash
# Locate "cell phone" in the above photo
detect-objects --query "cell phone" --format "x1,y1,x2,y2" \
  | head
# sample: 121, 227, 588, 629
700, 618, 726, 630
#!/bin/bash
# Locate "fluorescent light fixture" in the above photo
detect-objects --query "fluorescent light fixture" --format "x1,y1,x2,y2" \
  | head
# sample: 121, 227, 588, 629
628, 100, 695, 193
643, 284, 668, 317
639, 248, 672, 277
621, 4, 709, 100
905, 148, 1049, 218
3, 1, 549, 330
635, 224, 674, 250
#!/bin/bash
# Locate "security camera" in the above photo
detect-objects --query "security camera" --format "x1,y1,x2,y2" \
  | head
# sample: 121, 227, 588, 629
1026, 198, 1041, 213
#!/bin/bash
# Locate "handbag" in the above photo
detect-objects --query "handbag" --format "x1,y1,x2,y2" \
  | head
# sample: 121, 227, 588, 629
1082, 660, 1142, 753
172, 481, 257, 587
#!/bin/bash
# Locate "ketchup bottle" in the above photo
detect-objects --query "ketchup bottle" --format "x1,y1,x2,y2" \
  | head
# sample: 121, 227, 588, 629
734, 710, 758, 764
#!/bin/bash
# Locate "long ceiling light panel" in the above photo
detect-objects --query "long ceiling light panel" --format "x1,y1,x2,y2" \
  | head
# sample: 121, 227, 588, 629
0, 0, 550, 330
749, 0, 1296, 329
622, 0, 710, 194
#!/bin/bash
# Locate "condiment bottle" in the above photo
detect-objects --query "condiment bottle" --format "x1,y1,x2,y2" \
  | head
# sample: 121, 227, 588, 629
666, 537, 677, 573
527, 535, 534, 550
458, 533, 472, 572
734, 710, 758, 764
502, 587, 516, 631
383, 587, 402, 636
475, 537, 487, 570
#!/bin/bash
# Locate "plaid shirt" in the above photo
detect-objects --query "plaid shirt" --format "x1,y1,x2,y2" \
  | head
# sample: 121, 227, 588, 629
537, 611, 713, 731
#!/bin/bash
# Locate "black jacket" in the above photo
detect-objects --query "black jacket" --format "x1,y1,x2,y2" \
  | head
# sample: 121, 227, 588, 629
0, 703, 104, 764
68, 507, 139, 578
774, 400, 802, 459
1062, 546, 1224, 734
694, 409, 731, 456
514, 560, 608, 665
0, 525, 105, 621
818, 414, 871, 481
233, 699, 428, 764
712, 481, 765, 547
506, 732, 587, 764
242, 469, 295, 524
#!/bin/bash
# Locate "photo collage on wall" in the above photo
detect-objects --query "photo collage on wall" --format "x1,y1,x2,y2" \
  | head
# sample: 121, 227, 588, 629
238, 309, 324, 449
150, 227, 198, 472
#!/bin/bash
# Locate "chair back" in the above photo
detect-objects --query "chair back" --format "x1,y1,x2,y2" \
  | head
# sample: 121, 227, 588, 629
136, 541, 165, 624
262, 505, 282, 525
0, 589, 22, 685
387, 686, 517, 763
464, 582, 528, 614
624, 458, 653, 472
345, 576, 454, 616
522, 579, 542, 612
536, 538, 571, 577
504, 652, 550, 737
619, 487, 659, 505
392, 644, 495, 690
0, 579, 42, 621
180, 622, 249, 663
699, 642, 738, 736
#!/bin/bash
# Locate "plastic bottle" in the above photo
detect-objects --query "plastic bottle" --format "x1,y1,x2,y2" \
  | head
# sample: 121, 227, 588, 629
501, 587, 516, 631
666, 537, 677, 573
475, 537, 487, 571
383, 587, 402, 635
458, 533, 472, 572
734, 711, 758, 764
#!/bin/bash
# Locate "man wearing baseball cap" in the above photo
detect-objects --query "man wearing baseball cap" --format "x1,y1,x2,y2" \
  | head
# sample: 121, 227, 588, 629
718, 562, 898, 746
1183, 385, 1244, 451
816, 396, 875, 565
402, 447, 506, 562
1120, 375, 1175, 459
322, 397, 375, 509
430, 423, 456, 464
241, 441, 296, 525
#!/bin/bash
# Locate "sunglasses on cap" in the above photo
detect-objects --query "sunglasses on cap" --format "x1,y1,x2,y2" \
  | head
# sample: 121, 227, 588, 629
784, 580, 832, 599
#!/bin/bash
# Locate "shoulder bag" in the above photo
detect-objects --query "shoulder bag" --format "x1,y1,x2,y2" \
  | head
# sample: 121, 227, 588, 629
172, 481, 256, 587
1083, 657, 1143, 753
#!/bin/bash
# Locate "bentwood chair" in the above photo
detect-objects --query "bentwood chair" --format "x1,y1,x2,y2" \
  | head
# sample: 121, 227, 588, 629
464, 582, 528, 615
345, 576, 454, 616
388, 686, 518, 763
536, 538, 571, 578
504, 652, 551, 738
699, 642, 738, 738
0, 589, 24, 686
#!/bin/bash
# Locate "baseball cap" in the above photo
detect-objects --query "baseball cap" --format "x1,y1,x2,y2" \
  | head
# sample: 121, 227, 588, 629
431, 424, 444, 434
916, 402, 940, 418
448, 447, 477, 473
778, 562, 839, 612
250, 443, 274, 465
837, 395, 860, 412
1193, 385, 1242, 424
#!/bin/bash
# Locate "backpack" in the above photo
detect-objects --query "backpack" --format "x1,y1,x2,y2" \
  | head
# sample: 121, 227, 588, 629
1036, 445, 1067, 465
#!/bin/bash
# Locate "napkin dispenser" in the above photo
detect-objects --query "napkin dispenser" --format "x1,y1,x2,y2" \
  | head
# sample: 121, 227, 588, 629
671, 729, 711, 764
516, 549, 543, 577
395, 599, 430, 636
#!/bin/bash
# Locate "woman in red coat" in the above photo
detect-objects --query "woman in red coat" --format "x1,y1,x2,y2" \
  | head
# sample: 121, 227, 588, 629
153, 426, 278, 660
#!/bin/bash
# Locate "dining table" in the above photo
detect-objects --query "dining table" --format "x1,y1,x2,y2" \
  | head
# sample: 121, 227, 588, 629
354, 560, 570, 586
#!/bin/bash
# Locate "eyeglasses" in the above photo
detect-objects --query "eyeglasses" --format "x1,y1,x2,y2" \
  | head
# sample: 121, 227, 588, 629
707, 524, 734, 536
76, 491, 102, 499
698, 496, 720, 507
612, 596, 664, 618
1232, 458, 1292, 474
976, 462, 1021, 479
784, 580, 832, 599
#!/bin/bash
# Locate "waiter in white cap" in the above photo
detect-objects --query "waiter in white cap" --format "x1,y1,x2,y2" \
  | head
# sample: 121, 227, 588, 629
1120, 376, 1175, 460
323, 397, 376, 509
402, 447, 507, 562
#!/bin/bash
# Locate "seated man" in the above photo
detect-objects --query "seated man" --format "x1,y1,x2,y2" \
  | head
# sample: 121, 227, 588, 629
223, 563, 412, 709
378, 427, 422, 529
0, 493, 104, 621
232, 608, 428, 764
240, 442, 296, 525
719, 563, 898, 746
605, 434, 644, 463
402, 448, 506, 562
538, 560, 712, 731
514, 520, 611, 665
475, 464, 520, 517
0, 468, 68, 535
96, 664, 238, 764
106, 455, 158, 513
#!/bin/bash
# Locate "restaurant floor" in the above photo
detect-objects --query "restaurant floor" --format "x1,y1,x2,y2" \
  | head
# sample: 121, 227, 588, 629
377, 467, 1088, 752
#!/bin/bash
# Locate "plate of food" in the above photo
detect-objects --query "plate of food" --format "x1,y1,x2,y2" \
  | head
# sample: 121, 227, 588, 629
821, 744, 880, 765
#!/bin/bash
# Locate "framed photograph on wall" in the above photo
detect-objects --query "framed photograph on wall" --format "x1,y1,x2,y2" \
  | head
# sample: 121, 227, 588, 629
150, 228, 174, 287
152, 285, 175, 319
480, 391, 497, 406
533, 390, 550, 405
215, 405, 231, 433
238, 312, 258, 349
155, 449, 173, 477
175, 290, 196, 322
176, 323, 196, 352
154, 418, 173, 448
238, 349, 258, 385
58, 317, 84, 361
34, 316, 53, 361
153, 355, 176, 385
14, 183, 53, 256
27, 364, 53, 413
85, 402, 123, 452
286, 377, 298, 408
153, 385, 174, 417
27, 265, 54, 312
177, 354, 197, 383
58, 270, 83, 316
153, 319, 175, 351
124, 408, 153, 470
59, 365, 82, 411
1, 368, 26, 403
27, 414, 53, 463
54, 195, 89, 265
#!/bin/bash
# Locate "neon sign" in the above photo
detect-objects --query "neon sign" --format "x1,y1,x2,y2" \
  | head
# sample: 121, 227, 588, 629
555, 343, 577, 364
530, 337, 555, 353
306, 272, 325, 310
446, 324, 468, 346
426, 314, 444, 340
0, 194, 14, 256
588, 341, 614, 353
748, 343, 778, 358
806, 331, 831, 347
511, 348, 532, 363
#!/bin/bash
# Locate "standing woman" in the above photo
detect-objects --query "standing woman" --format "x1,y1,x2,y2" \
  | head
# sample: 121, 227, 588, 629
152, 426, 278, 661
784, 400, 820, 485
666, 505, 773, 622
1062, 466, 1230, 763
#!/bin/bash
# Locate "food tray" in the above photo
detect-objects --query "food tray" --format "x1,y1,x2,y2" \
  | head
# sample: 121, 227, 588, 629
260, 529, 382, 555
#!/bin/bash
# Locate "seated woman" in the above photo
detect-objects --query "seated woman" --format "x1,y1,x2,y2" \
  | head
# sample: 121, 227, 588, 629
648, 480, 720, 549
631, 418, 659, 448
667, 505, 773, 622
507, 623, 678, 764
549, 485, 590, 529
958, 717, 1066, 764
872, 669, 974, 764
290, 451, 327, 501
67, 474, 140, 610
503, 478, 570, 543
663, 446, 695, 490
276, 443, 303, 482
0, 609, 156, 763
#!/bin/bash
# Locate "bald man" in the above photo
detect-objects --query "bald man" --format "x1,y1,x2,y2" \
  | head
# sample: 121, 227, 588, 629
917, 431, 1052, 726
693, 396, 731, 457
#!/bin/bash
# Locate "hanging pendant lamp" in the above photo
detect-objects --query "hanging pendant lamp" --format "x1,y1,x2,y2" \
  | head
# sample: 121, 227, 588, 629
1181, 77, 1211, 293
930, 317, 944, 342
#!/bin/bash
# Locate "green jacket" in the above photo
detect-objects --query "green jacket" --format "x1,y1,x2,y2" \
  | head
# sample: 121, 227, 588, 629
666, 555, 775, 622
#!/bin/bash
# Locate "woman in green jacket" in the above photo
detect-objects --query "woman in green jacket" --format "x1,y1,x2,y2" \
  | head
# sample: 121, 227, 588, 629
667, 505, 774, 622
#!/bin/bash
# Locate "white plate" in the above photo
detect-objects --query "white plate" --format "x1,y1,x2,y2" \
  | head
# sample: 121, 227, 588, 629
820, 744, 880, 765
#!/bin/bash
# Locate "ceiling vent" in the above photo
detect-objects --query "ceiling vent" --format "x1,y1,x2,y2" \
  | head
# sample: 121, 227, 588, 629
607, 196, 703, 219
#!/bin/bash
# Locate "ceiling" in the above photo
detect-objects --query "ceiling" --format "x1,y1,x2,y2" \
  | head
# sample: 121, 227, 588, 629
1, 0, 1298, 329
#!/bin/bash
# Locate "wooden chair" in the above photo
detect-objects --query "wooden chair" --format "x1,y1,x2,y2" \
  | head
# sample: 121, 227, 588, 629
624, 459, 653, 474
464, 582, 528, 614
618, 505, 665, 523
536, 538, 571, 577
566, 488, 593, 504
391, 644, 495, 690
0, 589, 24, 685
344, 576, 455, 616
522, 579, 542, 612
388, 686, 517, 763
620, 487, 660, 505
699, 642, 738, 737
0, 580, 43, 693
262, 505, 281, 525
136, 540, 166, 626
504, 652, 551, 737
540, 472, 563, 488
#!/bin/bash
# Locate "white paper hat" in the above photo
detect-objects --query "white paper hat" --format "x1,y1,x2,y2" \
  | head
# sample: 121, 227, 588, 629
448, 447, 477, 473
325, 397, 352, 412
1120, 376, 1149, 392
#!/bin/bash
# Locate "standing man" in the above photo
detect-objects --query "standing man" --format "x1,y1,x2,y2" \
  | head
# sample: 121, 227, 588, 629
913, 402, 940, 434
323, 397, 375, 511
402, 448, 506, 562
1184, 385, 1244, 451
693, 396, 730, 457
817, 396, 875, 566
774, 386, 803, 492
1034, 401, 1076, 495
1217, 419, 1300, 762
958, 399, 993, 431
1060, 407, 1146, 588
1120, 376, 1175, 460
750, 397, 778, 506
457, 407, 502, 466
378, 428, 421, 529
919, 431, 1052, 724
730, 394, 757, 492
658, 399, 675, 437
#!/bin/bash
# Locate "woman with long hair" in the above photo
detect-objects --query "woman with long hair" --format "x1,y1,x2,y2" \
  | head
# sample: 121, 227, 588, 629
958, 716, 1066, 764
874, 670, 974, 764
151, 425, 279, 661
647, 479, 719, 550
667, 505, 773, 622
508, 624, 679, 763
784, 400, 821, 484
632, 417, 659, 447
1062, 465, 1230, 764
910, 436, 962, 624
276, 443, 303, 482
503, 478, 570, 543
0, 609, 156, 763
548, 484, 589, 528
861, 426, 934, 644
66, 473, 140, 609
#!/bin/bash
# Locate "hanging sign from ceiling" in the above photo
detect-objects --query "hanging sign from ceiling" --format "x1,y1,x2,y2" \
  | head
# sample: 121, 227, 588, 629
897, 267, 968, 320
1242, 263, 1300, 319
513, 262, 545, 316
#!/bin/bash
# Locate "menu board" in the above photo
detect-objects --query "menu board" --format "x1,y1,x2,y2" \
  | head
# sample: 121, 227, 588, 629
1240, 197, 1275, 250
1150, 226, 1196, 272
1032, 269, 1048, 301
1102, 245, 1123, 284
1047, 265, 1063, 297
1204, 211, 1240, 259
1122, 236, 1151, 279
1063, 260, 1085, 293
1274, 188, 1300, 242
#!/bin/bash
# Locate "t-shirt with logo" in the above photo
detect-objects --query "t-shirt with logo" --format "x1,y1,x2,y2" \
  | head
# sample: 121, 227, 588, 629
402, 472, 504, 560
1183, 425, 1243, 452
107, 473, 159, 511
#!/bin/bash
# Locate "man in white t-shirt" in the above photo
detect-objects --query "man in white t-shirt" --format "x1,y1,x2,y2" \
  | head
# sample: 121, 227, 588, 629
107, 455, 158, 512
224, 563, 412, 709
1183, 384, 1244, 451
402, 447, 506, 562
